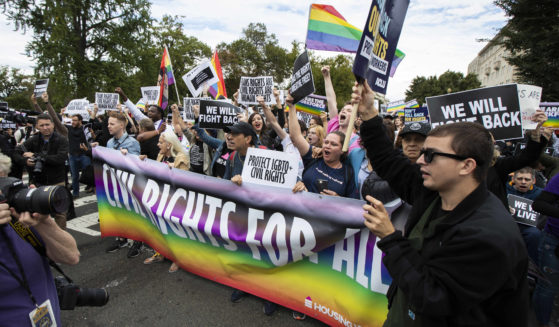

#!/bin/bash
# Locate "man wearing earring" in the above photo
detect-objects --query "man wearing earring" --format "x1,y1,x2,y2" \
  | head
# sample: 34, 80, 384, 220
352, 81, 529, 326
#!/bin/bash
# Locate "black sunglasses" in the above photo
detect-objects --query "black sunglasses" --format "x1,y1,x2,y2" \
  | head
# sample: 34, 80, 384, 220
419, 148, 468, 164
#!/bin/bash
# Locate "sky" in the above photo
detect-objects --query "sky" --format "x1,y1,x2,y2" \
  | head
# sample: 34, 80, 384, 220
0, 0, 507, 102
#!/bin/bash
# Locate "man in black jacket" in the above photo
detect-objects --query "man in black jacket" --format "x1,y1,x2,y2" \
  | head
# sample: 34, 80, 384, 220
353, 81, 529, 326
13, 113, 69, 229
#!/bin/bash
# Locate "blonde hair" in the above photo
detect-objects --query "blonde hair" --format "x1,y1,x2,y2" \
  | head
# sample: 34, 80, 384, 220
161, 130, 187, 158
309, 125, 325, 148
0, 152, 12, 175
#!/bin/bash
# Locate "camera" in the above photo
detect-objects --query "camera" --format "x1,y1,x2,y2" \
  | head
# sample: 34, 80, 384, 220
54, 276, 109, 310
30, 153, 46, 174
0, 177, 70, 215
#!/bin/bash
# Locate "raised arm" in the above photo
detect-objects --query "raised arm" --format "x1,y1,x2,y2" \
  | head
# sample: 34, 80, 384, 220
171, 103, 187, 131
322, 66, 338, 118
287, 95, 310, 157
258, 95, 286, 140
116, 87, 148, 123
30, 93, 42, 113
42, 92, 68, 137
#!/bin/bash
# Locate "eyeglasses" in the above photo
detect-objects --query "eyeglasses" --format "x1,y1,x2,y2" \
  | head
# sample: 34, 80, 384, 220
419, 148, 468, 164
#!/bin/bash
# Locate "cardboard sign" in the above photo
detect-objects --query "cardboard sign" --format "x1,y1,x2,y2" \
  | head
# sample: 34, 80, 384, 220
95, 93, 119, 113
34, 79, 49, 97
518, 84, 542, 130
507, 194, 540, 227
241, 147, 298, 189
183, 97, 211, 121
182, 60, 219, 97
352, 0, 410, 94
66, 99, 90, 121
404, 107, 429, 123
141, 86, 160, 105
238, 76, 274, 105
290, 51, 315, 104
198, 99, 242, 129
541, 102, 559, 128
426, 85, 523, 141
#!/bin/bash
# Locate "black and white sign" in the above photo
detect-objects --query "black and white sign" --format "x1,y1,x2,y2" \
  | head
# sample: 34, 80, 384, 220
66, 99, 90, 121
95, 92, 119, 113
241, 147, 298, 189
290, 51, 315, 104
426, 85, 523, 141
34, 78, 49, 97
199, 100, 242, 129
508, 194, 540, 227
141, 86, 160, 105
182, 60, 219, 97
238, 76, 274, 105
518, 84, 542, 130
183, 97, 211, 121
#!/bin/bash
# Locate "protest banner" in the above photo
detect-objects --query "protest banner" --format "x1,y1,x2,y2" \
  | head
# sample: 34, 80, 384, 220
297, 111, 314, 127
141, 86, 160, 105
241, 147, 298, 189
93, 146, 396, 326
541, 102, 559, 128
293, 94, 327, 116
352, 0, 410, 94
387, 99, 418, 113
517, 84, 542, 130
290, 51, 315, 104
426, 85, 523, 141
183, 97, 212, 121
404, 107, 429, 123
66, 99, 90, 121
507, 194, 540, 227
198, 99, 242, 129
238, 76, 274, 105
34, 78, 49, 97
182, 60, 219, 97
95, 92, 119, 113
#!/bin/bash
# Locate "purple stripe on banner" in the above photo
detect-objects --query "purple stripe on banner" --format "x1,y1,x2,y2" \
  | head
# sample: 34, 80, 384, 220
390, 57, 403, 77
306, 30, 359, 53
208, 84, 218, 98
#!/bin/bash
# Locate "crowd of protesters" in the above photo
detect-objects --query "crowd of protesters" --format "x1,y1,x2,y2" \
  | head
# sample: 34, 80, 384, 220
2, 64, 559, 326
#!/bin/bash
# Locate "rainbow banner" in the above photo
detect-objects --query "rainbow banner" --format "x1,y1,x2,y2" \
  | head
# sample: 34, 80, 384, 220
541, 102, 559, 128
292, 94, 327, 116
305, 4, 362, 53
386, 99, 419, 113
390, 49, 405, 77
158, 47, 175, 110
93, 147, 395, 326
208, 51, 227, 99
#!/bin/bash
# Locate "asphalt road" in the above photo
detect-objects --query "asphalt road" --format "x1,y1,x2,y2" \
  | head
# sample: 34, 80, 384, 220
59, 187, 326, 327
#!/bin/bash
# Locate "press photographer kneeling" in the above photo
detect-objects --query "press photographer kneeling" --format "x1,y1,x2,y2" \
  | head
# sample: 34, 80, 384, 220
0, 152, 85, 326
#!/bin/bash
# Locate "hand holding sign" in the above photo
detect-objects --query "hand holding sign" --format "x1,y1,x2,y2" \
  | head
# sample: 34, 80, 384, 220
530, 109, 549, 142
351, 81, 377, 122
41, 92, 49, 103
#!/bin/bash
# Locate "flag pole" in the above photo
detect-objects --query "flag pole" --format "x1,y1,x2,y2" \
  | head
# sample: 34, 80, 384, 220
166, 45, 182, 106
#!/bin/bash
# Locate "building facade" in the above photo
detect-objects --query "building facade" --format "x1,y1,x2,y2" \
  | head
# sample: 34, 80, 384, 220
467, 35, 518, 87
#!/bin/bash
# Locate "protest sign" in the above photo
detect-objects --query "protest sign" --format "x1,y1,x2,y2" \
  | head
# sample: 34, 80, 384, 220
279, 90, 288, 105
293, 94, 327, 116
183, 97, 212, 121
66, 99, 90, 121
182, 60, 219, 97
518, 84, 542, 130
404, 107, 429, 123
238, 76, 274, 105
141, 86, 160, 105
507, 194, 540, 227
290, 51, 315, 104
198, 99, 241, 129
426, 85, 523, 141
94, 146, 397, 326
34, 78, 49, 97
95, 93, 119, 113
541, 102, 559, 128
241, 147, 298, 189
352, 0, 410, 94
297, 111, 314, 127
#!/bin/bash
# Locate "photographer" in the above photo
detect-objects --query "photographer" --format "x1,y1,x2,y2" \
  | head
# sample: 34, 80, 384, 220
0, 152, 80, 327
12, 113, 69, 229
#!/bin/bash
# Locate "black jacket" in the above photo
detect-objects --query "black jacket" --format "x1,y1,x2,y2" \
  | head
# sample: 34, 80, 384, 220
14, 131, 69, 185
360, 116, 529, 326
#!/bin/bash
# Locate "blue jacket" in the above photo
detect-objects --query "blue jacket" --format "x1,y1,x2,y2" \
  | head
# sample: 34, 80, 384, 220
192, 124, 226, 177
506, 182, 543, 201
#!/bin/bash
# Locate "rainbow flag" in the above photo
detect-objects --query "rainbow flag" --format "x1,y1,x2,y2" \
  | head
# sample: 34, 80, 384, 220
390, 49, 405, 77
157, 47, 175, 109
208, 51, 227, 99
305, 4, 361, 53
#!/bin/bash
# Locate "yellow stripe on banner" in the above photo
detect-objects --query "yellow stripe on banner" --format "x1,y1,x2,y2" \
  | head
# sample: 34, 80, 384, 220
309, 9, 362, 32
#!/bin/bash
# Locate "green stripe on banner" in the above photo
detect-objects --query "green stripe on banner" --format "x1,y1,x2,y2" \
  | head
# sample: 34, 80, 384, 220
308, 20, 362, 40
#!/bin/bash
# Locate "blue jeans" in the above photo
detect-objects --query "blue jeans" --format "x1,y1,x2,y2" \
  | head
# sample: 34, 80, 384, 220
69, 154, 91, 196
518, 224, 542, 263
533, 231, 559, 325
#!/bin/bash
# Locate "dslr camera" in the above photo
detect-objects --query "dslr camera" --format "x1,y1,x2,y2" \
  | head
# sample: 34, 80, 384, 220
0, 177, 70, 215
54, 276, 109, 310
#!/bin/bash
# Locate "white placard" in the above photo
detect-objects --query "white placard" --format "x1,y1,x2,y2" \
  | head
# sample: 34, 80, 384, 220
518, 84, 542, 130
95, 92, 119, 113
65, 99, 90, 121
182, 60, 219, 97
141, 86, 160, 105
241, 147, 298, 189
238, 76, 274, 105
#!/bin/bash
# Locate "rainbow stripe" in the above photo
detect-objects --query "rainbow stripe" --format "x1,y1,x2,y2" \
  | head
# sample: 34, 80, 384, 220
294, 94, 327, 116
162, 47, 174, 85
306, 4, 362, 53
387, 99, 418, 113
208, 50, 227, 99
390, 49, 405, 77
135, 98, 146, 112
541, 102, 559, 128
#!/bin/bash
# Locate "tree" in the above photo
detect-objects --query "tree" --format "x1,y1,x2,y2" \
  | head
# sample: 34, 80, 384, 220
405, 70, 481, 105
310, 54, 355, 105
0, 0, 152, 108
0, 65, 34, 109
494, 0, 559, 101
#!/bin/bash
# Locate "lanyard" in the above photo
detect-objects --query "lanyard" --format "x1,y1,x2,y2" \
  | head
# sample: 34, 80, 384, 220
0, 227, 38, 307
113, 134, 129, 150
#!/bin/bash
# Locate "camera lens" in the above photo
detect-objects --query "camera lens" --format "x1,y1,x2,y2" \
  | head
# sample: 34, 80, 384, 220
12, 185, 70, 215
76, 288, 110, 307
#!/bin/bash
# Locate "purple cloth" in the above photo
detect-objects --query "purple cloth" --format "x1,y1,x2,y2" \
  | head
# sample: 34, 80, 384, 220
544, 174, 559, 237
0, 225, 60, 326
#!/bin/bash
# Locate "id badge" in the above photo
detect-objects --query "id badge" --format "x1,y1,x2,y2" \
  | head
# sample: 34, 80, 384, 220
29, 299, 57, 327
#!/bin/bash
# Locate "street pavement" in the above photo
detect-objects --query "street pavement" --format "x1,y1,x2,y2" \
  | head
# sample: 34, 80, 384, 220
59, 186, 326, 327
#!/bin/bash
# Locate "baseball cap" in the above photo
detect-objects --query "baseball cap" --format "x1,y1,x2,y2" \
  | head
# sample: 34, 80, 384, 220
400, 121, 431, 138
224, 122, 257, 144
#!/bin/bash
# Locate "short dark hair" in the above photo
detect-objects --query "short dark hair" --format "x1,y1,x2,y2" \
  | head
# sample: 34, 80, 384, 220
428, 122, 493, 182
149, 105, 164, 117
36, 113, 53, 122
298, 120, 308, 134
72, 114, 83, 122
515, 167, 535, 178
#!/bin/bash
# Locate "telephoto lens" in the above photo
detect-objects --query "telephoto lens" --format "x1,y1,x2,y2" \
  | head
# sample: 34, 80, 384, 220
0, 177, 70, 215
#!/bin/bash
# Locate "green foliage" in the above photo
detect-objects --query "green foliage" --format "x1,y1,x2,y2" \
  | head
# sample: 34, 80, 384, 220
405, 70, 482, 105
495, 0, 559, 101
0, 65, 34, 110
310, 54, 355, 105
